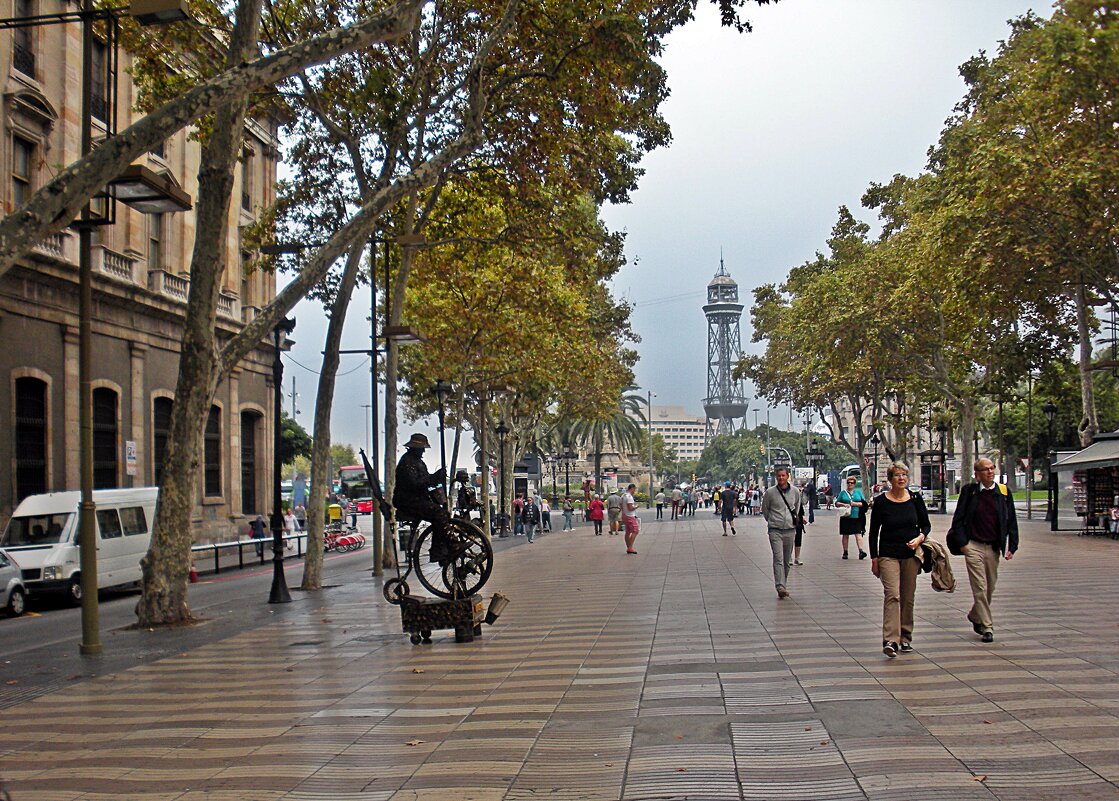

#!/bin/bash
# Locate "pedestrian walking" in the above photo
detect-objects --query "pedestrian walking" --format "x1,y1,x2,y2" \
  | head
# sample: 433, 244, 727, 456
671, 486, 683, 520
540, 497, 552, 531
760, 468, 805, 599
623, 483, 641, 554
947, 457, 1018, 643
250, 514, 267, 557
868, 462, 930, 658
713, 487, 721, 515
589, 494, 605, 535
836, 476, 869, 560
688, 489, 697, 516
607, 489, 624, 534
744, 486, 753, 516
562, 496, 575, 531
804, 478, 817, 524
513, 494, 525, 536
720, 481, 738, 536
522, 496, 541, 543
655, 489, 666, 519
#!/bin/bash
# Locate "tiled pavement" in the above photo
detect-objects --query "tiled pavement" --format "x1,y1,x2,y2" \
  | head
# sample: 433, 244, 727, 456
4, 509, 1119, 800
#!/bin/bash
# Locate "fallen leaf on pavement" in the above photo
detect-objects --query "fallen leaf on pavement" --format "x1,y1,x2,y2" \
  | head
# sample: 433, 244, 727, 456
5, 680, 17, 685
405, 739, 424, 746
973, 775, 987, 782
676, 768, 687, 773
820, 741, 829, 746
412, 668, 425, 674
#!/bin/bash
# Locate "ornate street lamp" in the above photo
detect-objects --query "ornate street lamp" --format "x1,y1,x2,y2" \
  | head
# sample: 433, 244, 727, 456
562, 446, 576, 497
936, 421, 949, 515
495, 422, 509, 537
869, 432, 881, 489
430, 379, 451, 498
1044, 401, 1058, 525
268, 318, 296, 605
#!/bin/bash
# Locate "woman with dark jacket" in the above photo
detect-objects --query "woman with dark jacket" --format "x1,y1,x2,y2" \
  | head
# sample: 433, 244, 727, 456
868, 462, 931, 658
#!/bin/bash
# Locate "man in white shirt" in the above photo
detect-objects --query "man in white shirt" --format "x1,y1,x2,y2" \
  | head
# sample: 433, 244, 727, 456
623, 483, 640, 554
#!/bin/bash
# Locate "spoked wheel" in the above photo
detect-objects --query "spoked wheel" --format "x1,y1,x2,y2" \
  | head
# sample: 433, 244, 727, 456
383, 577, 409, 604
411, 519, 494, 600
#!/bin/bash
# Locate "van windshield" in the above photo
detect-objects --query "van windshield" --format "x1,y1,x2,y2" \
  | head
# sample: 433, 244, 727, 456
1, 513, 73, 546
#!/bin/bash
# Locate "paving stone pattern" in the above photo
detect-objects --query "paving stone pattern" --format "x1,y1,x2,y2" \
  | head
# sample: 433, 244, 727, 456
4, 510, 1119, 800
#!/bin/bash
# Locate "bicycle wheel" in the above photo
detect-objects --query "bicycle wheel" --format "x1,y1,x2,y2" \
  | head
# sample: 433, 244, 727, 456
412, 519, 494, 599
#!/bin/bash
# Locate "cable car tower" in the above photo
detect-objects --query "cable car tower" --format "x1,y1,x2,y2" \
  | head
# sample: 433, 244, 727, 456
703, 257, 750, 438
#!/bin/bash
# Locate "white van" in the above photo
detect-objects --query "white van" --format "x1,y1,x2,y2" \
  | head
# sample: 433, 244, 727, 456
0, 487, 158, 604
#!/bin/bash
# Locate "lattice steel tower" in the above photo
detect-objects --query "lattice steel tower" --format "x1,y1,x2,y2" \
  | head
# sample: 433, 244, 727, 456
703, 258, 750, 437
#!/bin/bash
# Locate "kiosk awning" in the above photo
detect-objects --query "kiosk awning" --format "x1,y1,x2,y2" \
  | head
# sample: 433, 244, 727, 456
1055, 436, 1119, 471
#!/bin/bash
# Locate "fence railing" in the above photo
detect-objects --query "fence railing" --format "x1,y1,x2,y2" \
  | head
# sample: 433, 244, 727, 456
190, 532, 308, 575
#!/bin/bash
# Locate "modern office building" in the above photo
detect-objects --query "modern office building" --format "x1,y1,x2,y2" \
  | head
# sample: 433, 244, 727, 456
642, 405, 709, 462
0, 13, 281, 540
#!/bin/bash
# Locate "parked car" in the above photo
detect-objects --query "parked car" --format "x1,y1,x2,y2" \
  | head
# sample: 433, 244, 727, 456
0, 549, 27, 617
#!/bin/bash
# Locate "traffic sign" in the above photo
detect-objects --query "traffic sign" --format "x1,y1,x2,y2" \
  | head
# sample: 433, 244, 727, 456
945, 458, 961, 471
805, 452, 825, 463
772, 454, 791, 468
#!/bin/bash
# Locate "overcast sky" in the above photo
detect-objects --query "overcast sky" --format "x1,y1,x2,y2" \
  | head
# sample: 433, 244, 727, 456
282, 0, 1049, 465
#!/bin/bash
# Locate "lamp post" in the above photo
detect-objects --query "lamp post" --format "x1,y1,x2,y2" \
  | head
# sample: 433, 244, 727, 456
805, 438, 823, 491
495, 422, 509, 537
269, 318, 296, 604
646, 390, 655, 507
546, 453, 559, 502
430, 379, 451, 499
0, 0, 191, 654
936, 421, 949, 515
562, 447, 576, 496
869, 432, 881, 489
1044, 401, 1057, 526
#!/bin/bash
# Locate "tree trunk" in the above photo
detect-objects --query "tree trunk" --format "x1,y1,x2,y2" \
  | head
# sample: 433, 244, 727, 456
479, 394, 491, 538
958, 399, 978, 486
138, 0, 264, 627
1076, 278, 1099, 447
302, 243, 363, 591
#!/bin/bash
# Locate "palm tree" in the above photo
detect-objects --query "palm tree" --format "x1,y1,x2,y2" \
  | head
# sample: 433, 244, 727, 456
570, 385, 646, 493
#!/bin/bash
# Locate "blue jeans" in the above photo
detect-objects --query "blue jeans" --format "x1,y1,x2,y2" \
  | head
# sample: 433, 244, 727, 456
525, 522, 538, 542
563, 511, 573, 530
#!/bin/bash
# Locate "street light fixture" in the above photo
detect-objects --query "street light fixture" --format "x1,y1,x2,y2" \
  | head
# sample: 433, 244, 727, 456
430, 379, 451, 499
869, 432, 881, 489
936, 421, 949, 515
495, 422, 509, 537
562, 447, 576, 497
268, 318, 296, 605
1043, 401, 1058, 525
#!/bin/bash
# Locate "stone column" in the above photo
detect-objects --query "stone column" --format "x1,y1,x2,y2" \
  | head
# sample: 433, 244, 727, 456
228, 369, 241, 517
129, 343, 147, 487
62, 325, 80, 490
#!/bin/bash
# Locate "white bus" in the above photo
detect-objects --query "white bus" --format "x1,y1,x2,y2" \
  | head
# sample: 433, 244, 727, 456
0, 487, 158, 604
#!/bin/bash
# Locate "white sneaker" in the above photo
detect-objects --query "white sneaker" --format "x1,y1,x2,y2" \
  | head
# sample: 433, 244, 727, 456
794, 558, 803, 565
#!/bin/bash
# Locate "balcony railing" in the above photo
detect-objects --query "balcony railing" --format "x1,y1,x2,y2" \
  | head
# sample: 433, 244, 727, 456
217, 292, 240, 321
31, 231, 69, 262
91, 245, 136, 284
149, 269, 190, 303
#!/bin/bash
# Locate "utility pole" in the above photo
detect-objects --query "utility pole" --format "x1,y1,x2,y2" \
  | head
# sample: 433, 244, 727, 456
289, 375, 299, 418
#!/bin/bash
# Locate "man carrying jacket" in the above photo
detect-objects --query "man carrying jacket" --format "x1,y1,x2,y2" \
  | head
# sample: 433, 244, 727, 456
947, 457, 1018, 643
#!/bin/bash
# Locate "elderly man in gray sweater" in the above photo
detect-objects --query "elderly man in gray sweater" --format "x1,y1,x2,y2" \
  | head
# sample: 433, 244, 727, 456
760, 467, 806, 599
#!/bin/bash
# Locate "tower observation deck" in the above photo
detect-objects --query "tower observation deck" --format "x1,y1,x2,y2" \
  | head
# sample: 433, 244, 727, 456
703, 259, 750, 436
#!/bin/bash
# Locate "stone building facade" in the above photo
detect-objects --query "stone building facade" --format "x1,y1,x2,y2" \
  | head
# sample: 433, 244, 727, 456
0, 5, 281, 541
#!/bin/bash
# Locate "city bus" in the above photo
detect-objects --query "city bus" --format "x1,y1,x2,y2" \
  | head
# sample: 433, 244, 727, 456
337, 465, 372, 500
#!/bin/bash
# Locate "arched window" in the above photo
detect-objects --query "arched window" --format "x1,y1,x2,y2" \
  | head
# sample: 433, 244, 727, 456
204, 406, 221, 497
240, 410, 261, 514
92, 387, 118, 489
152, 397, 173, 486
14, 376, 47, 500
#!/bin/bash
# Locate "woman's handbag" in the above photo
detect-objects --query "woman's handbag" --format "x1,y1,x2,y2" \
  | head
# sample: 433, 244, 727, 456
839, 505, 851, 518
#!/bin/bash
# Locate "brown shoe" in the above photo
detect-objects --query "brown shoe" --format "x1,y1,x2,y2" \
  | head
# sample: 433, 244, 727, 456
776, 586, 789, 599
